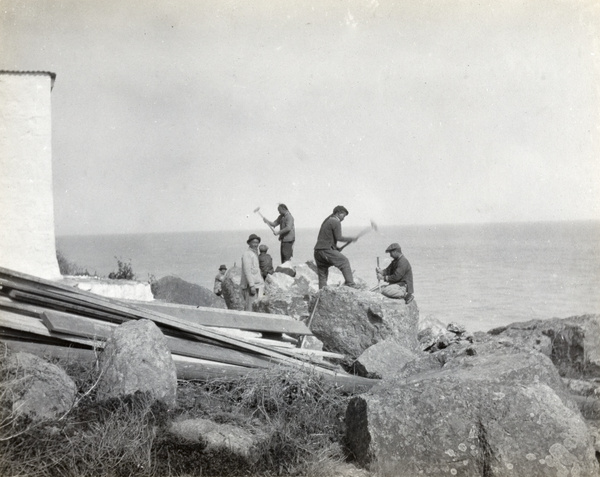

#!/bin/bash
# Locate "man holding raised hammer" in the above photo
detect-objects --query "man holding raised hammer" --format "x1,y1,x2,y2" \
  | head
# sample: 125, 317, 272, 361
376, 243, 414, 304
313, 205, 359, 289
262, 203, 295, 264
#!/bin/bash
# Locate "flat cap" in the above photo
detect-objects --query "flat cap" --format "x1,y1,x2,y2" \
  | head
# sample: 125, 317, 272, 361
385, 243, 402, 253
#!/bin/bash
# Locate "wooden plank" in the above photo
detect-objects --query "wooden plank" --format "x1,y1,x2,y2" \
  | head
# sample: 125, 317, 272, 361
0, 268, 375, 385
42, 309, 273, 369
0, 309, 104, 348
4, 288, 133, 324
0, 339, 376, 392
131, 301, 312, 335
0, 296, 48, 318
0, 339, 252, 381
42, 309, 116, 338
2, 276, 317, 370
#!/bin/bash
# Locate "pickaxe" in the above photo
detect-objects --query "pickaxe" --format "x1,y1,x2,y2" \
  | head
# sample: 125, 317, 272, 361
254, 207, 276, 234
338, 219, 378, 251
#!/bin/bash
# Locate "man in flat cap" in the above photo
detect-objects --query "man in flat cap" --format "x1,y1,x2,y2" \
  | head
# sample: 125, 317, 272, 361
376, 243, 414, 304
241, 234, 265, 311
313, 205, 359, 289
213, 264, 227, 296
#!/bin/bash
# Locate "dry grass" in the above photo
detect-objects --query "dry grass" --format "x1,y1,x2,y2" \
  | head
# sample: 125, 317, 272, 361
0, 359, 353, 477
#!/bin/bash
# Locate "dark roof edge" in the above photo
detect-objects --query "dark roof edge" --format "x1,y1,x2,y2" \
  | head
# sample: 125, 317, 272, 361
0, 70, 57, 90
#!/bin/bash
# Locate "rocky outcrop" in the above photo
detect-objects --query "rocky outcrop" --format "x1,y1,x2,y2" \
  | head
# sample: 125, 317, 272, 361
488, 314, 600, 379
97, 319, 178, 408
151, 275, 226, 309
418, 316, 475, 352
221, 265, 245, 311
353, 338, 420, 378
255, 263, 317, 320
346, 344, 599, 476
0, 352, 76, 420
310, 287, 420, 358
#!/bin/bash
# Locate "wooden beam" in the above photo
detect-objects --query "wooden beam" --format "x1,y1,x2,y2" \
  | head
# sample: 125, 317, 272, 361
42, 309, 273, 369
0, 339, 376, 392
0, 267, 378, 387
132, 301, 312, 335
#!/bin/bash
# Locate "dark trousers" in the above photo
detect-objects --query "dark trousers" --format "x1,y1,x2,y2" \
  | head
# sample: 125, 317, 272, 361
281, 241, 294, 264
313, 249, 354, 289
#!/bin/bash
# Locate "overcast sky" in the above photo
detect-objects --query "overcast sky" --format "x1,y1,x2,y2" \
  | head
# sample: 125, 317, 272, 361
2, 0, 599, 235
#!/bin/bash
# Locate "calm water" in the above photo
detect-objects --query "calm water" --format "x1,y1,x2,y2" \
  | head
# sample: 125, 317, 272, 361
56, 221, 600, 332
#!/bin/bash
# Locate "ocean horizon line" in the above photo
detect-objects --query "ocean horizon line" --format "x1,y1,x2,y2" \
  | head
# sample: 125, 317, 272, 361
55, 218, 600, 238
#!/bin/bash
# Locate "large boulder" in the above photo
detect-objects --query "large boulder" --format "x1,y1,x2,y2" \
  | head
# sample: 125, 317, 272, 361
345, 346, 599, 476
353, 338, 420, 378
309, 287, 420, 358
488, 314, 600, 379
97, 319, 178, 408
0, 352, 76, 420
255, 265, 316, 320
221, 265, 245, 311
151, 275, 226, 309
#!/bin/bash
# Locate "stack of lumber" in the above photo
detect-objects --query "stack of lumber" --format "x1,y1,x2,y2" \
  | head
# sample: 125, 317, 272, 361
0, 267, 378, 393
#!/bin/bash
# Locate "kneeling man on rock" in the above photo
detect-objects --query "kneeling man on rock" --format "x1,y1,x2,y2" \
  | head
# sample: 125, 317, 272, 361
376, 243, 414, 304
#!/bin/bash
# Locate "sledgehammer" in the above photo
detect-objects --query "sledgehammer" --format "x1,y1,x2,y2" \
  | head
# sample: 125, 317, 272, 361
254, 207, 276, 234
338, 219, 378, 251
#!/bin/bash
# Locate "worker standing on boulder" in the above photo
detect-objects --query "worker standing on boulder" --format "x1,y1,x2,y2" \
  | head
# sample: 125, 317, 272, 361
241, 234, 265, 311
262, 203, 295, 264
376, 243, 414, 304
313, 205, 358, 289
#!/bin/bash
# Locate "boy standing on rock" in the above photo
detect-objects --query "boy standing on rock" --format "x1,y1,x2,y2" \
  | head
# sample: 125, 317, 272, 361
376, 243, 414, 304
258, 244, 274, 280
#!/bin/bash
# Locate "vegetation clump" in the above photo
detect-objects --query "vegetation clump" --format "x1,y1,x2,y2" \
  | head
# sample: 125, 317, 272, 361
108, 256, 135, 280
56, 250, 93, 277
0, 357, 352, 477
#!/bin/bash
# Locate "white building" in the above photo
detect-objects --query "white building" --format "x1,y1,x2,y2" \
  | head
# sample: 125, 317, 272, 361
0, 70, 61, 280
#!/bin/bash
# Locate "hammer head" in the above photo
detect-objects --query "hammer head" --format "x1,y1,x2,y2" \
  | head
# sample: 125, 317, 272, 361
253, 207, 261, 213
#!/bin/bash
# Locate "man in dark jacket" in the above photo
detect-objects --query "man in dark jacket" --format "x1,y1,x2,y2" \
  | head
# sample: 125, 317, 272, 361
313, 205, 358, 289
263, 203, 295, 264
258, 244, 274, 279
376, 242, 414, 304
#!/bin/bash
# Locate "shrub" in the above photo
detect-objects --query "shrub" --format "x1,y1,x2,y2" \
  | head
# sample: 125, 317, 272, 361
108, 257, 135, 280
56, 250, 92, 277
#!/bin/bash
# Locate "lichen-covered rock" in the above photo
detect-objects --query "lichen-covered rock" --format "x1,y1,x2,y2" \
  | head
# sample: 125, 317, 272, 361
256, 270, 314, 320
310, 287, 419, 358
418, 316, 475, 352
169, 417, 267, 462
97, 319, 177, 408
346, 348, 598, 476
353, 338, 420, 378
488, 314, 600, 379
151, 275, 226, 309
1, 352, 76, 420
221, 265, 245, 310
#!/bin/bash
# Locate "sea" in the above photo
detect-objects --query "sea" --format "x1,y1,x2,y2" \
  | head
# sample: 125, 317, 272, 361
56, 221, 600, 333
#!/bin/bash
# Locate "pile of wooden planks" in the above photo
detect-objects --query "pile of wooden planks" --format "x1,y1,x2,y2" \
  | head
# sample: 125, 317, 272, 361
0, 266, 378, 393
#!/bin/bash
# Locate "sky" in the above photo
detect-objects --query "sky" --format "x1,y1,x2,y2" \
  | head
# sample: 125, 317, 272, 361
2, 0, 599, 235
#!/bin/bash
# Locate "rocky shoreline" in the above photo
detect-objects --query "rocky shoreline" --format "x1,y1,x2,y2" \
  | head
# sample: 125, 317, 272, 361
3, 261, 599, 476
